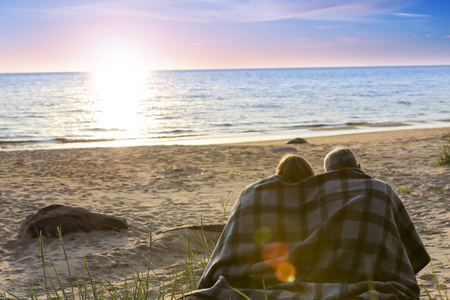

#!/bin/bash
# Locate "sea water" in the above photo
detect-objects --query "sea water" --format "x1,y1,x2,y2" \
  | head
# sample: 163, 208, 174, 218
1, 66, 449, 150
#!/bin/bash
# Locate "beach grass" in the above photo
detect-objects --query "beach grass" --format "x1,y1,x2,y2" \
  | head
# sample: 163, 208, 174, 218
4, 229, 448, 300
4, 225, 214, 300
429, 188, 444, 194
438, 131, 450, 166
422, 262, 449, 300
220, 191, 233, 219
395, 186, 414, 194
2, 207, 448, 299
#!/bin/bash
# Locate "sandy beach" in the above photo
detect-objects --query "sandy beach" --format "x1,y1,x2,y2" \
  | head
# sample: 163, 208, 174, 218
0, 128, 448, 299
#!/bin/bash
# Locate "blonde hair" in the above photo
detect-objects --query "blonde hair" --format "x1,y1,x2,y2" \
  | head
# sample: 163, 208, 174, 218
276, 154, 315, 182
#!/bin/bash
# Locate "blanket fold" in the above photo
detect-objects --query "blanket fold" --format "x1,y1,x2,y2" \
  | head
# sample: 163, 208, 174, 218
189, 168, 430, 300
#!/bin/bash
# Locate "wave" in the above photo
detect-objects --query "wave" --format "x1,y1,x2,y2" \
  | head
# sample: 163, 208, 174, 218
306, 124, 329, 128
244, 130, 266, 133
2, 120, 450, 151
278, 124, 332, 130
278, 121, 408, 131
156, 133, 205, 139
396, 101, 412, 105
157, 129, 195, 134
345, 122, 369, 126
6, 115, 47, 119
81, 128, 128, 132
0, 132, 204, 148
0, 137, 119, 147
54, 138, 118, 144
213, 123, 233, 127
0, 140, 40, 146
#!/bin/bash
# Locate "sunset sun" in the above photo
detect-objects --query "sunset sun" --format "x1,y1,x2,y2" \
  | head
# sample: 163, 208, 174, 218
90, 68, 149, 134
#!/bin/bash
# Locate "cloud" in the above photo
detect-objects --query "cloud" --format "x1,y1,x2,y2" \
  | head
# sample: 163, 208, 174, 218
4, 0, 412, 23
316, 25, 352, 30
277, 35, 398, 50
334, 36, 396, 45
143, 0, 412, 22
391, 12, 431, 18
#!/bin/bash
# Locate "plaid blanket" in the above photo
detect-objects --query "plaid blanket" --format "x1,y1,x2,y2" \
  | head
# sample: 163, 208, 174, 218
188, 168, 430, 299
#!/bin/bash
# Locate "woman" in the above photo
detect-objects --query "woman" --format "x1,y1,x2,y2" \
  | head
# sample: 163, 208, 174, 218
275, 154, 315, 182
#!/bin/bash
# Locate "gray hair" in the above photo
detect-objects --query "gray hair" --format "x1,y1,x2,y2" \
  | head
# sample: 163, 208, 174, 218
324, 147, 358, 172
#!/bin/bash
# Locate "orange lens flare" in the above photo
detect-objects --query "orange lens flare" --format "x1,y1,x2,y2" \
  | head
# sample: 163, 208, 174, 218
275, 262, 296, 283
262, 242, 289, 268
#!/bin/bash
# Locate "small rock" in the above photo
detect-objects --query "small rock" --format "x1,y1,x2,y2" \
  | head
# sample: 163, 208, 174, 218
286, 138, 308, 144
18, 204, 128, 239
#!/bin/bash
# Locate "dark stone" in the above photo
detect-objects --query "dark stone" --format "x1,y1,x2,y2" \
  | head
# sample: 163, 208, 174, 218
18, 204, 128, 239
286, 138, 308, 144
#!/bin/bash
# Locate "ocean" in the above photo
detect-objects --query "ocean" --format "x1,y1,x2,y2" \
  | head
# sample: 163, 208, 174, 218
1, 66, 449, 150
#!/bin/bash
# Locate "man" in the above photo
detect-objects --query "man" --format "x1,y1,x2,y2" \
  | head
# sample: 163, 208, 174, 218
186, 147, 430, 299
324, 146, 361, 171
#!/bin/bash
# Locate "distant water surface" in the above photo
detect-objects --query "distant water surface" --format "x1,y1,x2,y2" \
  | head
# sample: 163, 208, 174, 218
1, 66, 449, 150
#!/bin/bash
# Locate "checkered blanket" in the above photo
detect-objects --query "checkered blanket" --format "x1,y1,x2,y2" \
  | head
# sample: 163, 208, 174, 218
188, 168, 430, 299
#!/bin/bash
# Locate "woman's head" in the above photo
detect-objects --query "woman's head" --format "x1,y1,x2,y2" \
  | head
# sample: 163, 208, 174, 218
276, 154, 315, 182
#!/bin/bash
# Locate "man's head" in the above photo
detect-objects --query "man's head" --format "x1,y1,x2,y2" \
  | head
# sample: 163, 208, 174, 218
324, 147, 361, 172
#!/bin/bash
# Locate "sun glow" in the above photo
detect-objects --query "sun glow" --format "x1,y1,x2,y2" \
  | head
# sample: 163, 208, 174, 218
88, 68, 151, 137
82, 39, 161, 142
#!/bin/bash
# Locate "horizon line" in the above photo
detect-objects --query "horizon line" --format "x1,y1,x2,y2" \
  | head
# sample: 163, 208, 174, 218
1, 63, 449, 75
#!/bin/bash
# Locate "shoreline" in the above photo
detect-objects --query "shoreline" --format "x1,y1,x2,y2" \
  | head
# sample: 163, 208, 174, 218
0, 127, 448, 298
2, 120, 450, 152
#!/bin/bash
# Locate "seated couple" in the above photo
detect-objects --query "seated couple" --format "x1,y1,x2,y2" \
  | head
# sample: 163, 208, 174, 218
186, 147, 430, 300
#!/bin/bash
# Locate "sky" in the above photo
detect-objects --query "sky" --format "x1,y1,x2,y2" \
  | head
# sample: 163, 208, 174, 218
1, 0, 449, 73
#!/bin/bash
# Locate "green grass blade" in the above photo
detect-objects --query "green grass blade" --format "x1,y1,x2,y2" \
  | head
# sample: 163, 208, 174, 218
228, 286, 252, 300
48, 250, 65, 299
57, 227, 75, 300
262, 279, 268, 300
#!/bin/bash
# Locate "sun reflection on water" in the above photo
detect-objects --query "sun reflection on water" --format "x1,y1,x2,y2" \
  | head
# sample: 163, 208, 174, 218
87, 69, 152, 139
